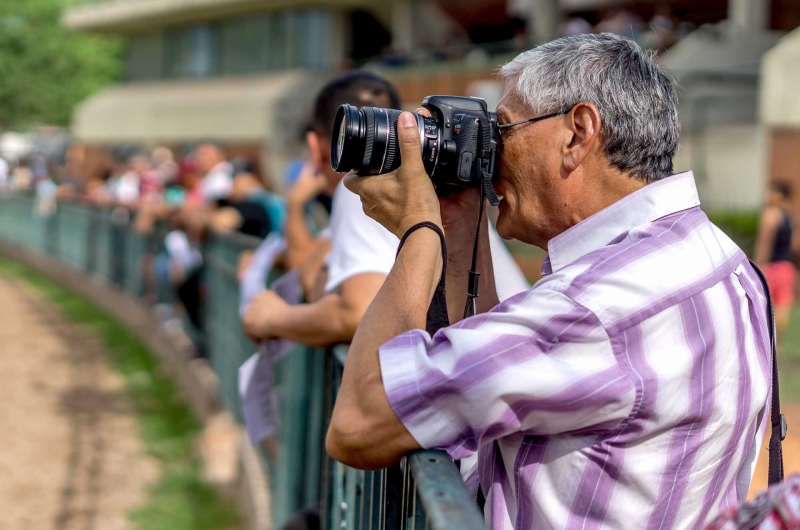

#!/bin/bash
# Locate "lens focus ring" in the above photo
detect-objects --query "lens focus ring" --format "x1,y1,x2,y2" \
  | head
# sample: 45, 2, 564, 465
362, 107, 375, 169
330, 104, 431, 177
383, 112, 400, 173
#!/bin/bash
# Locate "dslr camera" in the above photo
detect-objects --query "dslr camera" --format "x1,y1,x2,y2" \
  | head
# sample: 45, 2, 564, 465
331, 95, 501, 201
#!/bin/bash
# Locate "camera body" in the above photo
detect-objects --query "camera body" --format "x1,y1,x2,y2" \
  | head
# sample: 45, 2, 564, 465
331, 95, 501, 192
417, 95, 500, 189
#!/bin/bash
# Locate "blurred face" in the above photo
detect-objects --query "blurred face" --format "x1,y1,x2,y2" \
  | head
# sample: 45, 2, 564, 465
232, 173, 261, 201
494, 90, 573, 247
767, 187, 790, 208
768, 189, 781, 207
129, 156, 150, 175
196, 145, 223, 174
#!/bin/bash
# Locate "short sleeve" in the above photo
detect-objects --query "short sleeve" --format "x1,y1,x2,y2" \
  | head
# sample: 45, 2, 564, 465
324, 181, 398, 293
379, 288, 635, 460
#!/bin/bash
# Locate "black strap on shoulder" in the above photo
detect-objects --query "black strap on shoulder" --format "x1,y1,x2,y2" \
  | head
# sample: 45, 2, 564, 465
397, 221, 450, 335
748, 260, 786, 485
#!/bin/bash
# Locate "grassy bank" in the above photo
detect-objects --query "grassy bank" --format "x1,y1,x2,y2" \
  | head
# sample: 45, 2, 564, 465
0, 257, 239, 530
778, 309, 800, 404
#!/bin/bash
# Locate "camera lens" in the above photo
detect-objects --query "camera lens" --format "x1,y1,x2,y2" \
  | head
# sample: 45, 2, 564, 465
337, 119, 346, 163
331, 104, 366, 174
331, 104, 429, 176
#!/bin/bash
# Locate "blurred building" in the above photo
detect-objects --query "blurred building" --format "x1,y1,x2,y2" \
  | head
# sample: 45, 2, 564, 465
62, 0, 373, 185
63, 0, 800, 204
61, 0, 492, 186
761, 25, 800, 215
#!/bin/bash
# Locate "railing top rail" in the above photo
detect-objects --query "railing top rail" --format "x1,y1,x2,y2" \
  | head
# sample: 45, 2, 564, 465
208, 228, 264, 250
409, 451, 485, 530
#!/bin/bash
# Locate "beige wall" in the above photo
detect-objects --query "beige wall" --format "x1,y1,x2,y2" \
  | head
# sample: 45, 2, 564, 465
674, 124, 765, 211
71, 72, 331, 191
761, 26, 800, 129
63, 0, 393, 34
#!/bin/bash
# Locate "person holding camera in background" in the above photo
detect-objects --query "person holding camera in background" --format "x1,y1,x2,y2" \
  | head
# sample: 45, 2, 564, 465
326, 34, 773, 529
242, 71, 528, 348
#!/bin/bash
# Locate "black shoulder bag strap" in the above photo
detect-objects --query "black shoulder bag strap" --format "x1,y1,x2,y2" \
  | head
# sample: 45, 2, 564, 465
749, 260, 787, 485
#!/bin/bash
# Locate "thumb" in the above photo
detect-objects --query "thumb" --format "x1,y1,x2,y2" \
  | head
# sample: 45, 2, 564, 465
397, 112, 424, 177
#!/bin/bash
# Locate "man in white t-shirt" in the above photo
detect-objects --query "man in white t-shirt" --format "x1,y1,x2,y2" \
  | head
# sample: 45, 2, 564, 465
325, 178, 526, 301
243, 71, 528, 348
196, 143, 233, 203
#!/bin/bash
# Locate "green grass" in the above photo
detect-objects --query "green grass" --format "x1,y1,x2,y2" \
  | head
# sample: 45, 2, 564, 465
0, 258, 240, 530
779, 308, 800, 405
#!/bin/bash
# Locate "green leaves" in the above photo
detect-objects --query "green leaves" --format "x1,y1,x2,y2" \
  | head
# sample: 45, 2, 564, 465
0, 0, 122, 129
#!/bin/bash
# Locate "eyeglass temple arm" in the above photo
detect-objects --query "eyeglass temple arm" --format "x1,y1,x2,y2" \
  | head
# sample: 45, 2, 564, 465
496, 110, 568, 130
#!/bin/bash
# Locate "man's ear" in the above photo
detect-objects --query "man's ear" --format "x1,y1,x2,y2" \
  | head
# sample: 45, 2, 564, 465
307, 131, 324, 173
564, 103, 602, 173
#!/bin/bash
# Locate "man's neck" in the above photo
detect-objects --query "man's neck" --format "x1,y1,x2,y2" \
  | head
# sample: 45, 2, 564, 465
567, 169, 647, 229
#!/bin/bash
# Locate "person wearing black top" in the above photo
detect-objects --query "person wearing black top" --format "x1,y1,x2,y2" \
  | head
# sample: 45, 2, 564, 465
756, 181, 796, 338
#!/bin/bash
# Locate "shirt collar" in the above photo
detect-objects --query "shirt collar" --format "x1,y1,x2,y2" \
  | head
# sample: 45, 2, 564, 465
545, 171, 701, 274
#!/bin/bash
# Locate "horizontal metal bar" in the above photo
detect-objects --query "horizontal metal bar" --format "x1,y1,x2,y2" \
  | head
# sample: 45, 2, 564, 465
331, 344, 348, 367
209, 229, 263, 250
408, 451, 484, 530
203, 250, 240, 280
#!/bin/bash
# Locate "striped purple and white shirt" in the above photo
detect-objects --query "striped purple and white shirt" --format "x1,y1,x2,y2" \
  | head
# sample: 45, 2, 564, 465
379, 172, 771, 529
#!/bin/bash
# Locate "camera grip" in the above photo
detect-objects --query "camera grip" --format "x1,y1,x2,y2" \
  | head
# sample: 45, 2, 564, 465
455, 118, 480, 185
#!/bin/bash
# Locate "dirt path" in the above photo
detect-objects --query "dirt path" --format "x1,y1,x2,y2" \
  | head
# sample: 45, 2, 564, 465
0, 275, 158, 530
747, 405, 800, 498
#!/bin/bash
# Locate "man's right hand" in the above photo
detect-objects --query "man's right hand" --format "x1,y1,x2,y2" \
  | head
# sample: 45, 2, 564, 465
344, 111, 442, 239
287, 163, 327, 206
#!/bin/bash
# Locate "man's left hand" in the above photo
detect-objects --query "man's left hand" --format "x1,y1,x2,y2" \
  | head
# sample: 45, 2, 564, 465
344, 111, 442, 239
242, 290, 289, 343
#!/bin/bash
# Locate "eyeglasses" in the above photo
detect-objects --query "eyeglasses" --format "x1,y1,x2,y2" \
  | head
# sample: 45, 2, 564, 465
496, 109, 568, 147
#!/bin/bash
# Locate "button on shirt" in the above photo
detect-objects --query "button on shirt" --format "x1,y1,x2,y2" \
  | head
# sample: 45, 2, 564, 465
379, 172, 771, 529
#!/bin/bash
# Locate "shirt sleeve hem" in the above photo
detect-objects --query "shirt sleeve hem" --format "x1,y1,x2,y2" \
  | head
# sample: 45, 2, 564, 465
378, 333, 476, 460
324, 266, 391, 294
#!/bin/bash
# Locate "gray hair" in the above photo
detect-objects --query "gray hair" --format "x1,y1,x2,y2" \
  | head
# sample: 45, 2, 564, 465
499, 33, 679, 183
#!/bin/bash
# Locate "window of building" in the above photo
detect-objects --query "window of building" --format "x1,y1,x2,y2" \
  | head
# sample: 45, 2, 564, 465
164, 23, 219, 79
219, 14, 270, 75
124, 9, 335, 81
125, 32, 165, 81
296, 10, 331, 68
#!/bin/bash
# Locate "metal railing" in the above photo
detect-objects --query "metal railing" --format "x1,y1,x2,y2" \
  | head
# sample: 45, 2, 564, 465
0, 193, 484, 530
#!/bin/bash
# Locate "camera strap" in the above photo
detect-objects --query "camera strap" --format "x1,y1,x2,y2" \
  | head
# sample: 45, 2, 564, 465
464, 185, 487, 319
748, 259, 786, 485
397, 221, 450, 335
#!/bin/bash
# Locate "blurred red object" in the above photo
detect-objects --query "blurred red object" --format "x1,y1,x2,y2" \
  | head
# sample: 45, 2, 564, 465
706, 474, 800, 529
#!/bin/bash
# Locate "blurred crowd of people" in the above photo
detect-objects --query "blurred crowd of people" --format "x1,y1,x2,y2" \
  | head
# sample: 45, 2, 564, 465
369, 5, 695, 70
563, 6, 696, 52
1, 139, 301, 352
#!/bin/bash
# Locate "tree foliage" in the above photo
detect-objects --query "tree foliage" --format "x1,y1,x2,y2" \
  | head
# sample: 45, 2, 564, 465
0, 0, 122, 130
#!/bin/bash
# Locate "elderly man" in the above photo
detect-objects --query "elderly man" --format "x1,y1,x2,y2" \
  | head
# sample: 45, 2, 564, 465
326, 34, 772, 528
